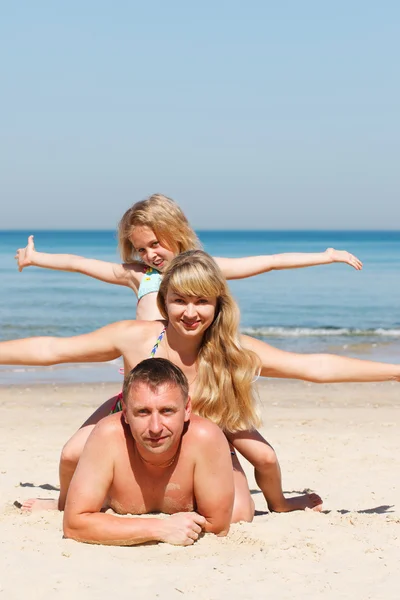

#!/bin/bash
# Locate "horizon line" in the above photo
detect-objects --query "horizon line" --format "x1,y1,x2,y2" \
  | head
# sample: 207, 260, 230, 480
2, 228, 400, 233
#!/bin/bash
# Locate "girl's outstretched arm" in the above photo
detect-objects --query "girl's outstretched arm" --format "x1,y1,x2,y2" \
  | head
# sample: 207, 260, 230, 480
214, 248, 362, 280
15, 235, 141, 292
241, 335, 400, 383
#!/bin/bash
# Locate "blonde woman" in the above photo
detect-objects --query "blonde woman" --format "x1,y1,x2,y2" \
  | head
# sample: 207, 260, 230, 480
15, 194, 362, 321
3, 251, 394, 517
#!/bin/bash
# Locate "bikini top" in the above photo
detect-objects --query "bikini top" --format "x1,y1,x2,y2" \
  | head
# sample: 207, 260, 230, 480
119, 326, 166, 375
137, 267, 163, 301
112, 326, 167, 414
149, 326, 167, 357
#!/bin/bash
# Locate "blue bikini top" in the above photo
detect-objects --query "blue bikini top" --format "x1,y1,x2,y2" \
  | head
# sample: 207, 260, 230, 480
137, 267, 163, 301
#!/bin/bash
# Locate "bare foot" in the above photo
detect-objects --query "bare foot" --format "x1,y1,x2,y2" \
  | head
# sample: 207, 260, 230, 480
18, 498, 59, 512
269, 492, 323, 513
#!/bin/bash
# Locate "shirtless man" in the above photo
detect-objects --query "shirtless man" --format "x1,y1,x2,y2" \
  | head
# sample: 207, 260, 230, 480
63, 358, 237, 546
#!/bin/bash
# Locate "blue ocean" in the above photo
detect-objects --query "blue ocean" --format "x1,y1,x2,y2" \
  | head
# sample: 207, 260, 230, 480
1, 230, 400, 384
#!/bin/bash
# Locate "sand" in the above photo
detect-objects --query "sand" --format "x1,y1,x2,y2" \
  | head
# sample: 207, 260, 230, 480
0, 379, 399, 599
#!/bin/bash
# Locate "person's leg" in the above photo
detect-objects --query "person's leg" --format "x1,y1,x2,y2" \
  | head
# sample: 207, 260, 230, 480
22, 395, 118, 512
227, 430, 322, 513
230, 449, 255, 523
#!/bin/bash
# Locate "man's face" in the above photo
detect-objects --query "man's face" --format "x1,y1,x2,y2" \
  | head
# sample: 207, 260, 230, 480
123, 382, 191, 455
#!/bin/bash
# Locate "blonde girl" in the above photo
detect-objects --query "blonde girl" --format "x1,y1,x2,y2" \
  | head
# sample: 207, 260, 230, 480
15, 194, 362, 321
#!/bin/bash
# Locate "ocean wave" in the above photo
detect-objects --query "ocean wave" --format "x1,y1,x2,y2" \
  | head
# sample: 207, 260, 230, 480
240, 326, 400, 337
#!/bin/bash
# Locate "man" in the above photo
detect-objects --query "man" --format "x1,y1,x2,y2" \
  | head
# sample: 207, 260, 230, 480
63, 358, 236, 546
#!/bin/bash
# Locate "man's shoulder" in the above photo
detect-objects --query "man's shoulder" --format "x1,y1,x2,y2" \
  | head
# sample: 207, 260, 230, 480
79, 414, 126, 468
89, 413, 125, 443
184, 417, 231, 470
186, 415, 225, 446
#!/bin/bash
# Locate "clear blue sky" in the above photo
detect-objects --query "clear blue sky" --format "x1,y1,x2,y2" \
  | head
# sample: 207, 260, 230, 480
1, 1, 399, 229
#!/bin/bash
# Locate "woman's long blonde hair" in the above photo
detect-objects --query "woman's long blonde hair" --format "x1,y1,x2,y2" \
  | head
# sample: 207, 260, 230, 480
157, 250, 261, 432
118, 194, 201, 263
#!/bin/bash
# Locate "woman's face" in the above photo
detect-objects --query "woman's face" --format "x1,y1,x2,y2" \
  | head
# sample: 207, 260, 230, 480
130, 226, 175, 272
165, 289, 218, 339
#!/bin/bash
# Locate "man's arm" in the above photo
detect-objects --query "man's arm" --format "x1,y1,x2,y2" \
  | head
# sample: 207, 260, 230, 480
192, 420, 235, 535
64, 419, 206, 546
214, 248, 362, 280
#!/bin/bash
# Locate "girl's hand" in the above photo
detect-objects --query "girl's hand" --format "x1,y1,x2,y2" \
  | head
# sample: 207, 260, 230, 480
325, 248, 363, 270
15, 235, 36, 271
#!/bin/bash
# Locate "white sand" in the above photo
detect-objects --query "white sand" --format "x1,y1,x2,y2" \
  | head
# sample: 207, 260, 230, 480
0, 379, 399, 599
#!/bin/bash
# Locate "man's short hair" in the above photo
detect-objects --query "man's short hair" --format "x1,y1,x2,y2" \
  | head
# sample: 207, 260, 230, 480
122, 358, 189, 404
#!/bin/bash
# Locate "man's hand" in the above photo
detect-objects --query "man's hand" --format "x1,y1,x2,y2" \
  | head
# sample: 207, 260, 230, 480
160, 512, 206, 546
325, 247, 363, 270
15, 235, 36, 271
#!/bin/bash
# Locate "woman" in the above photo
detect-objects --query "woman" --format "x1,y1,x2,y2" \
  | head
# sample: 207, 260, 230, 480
1, 251, 397, 515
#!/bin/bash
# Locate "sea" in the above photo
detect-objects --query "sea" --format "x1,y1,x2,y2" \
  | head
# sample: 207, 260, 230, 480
1, 230, 400, 385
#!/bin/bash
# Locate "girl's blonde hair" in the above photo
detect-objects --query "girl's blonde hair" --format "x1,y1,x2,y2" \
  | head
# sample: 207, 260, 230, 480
118, 194, 202, 263
157, 250, 261, 432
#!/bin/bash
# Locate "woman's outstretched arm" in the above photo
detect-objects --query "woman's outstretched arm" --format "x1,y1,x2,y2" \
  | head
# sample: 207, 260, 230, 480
241, 335, 400, 383
0, 321, 132, 366
15, 235, 141, 292
214, 248, 362, 280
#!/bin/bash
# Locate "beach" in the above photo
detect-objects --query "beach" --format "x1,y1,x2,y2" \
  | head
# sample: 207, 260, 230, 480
1, 379, 399, 599
3, 0, 399, 595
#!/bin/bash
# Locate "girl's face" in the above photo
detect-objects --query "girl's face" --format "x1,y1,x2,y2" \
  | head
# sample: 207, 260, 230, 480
165, 289, 217, 339
130, 226, 175, 272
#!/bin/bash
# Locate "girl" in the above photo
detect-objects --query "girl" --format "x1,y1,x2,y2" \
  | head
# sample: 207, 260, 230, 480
2, 251, 398, 517
15, 194, 362, 321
